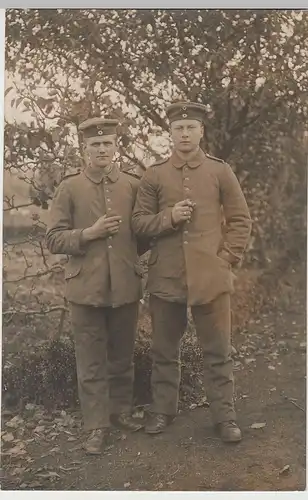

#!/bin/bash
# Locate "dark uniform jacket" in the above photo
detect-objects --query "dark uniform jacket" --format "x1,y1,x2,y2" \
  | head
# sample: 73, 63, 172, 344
132, 148, 252, 305
46, 164, 144, 307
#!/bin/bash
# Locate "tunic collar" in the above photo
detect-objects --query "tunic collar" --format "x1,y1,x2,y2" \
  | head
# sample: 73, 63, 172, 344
171, 147, 206, 169
84, 163, 120, 184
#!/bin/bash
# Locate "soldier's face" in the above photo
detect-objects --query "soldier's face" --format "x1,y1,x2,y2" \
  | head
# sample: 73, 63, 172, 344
85, 135, 117, 168
170, 120, 203, 153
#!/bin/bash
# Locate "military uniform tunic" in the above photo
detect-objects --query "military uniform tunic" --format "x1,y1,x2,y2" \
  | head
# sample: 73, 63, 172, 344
132, 148, 252, 422
46, 164, 143, 307
132, 148, 251, 305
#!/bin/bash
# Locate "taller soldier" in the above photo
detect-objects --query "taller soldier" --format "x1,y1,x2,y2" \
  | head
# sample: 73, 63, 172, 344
46, 118, 145, 454
132, 102, 252, 442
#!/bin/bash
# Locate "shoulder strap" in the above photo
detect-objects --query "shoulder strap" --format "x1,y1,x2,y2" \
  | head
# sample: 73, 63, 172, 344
62, 170, 81, 180
122, 170, 141, 180
206, 153, 225, 163
150, 157, 169, 167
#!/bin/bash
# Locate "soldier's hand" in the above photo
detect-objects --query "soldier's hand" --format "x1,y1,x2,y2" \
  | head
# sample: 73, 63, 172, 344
82, 215, 122, 242
171, 199, 195, 225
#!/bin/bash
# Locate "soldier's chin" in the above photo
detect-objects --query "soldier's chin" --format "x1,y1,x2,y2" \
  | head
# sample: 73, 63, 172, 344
178, 143, 193, 152
95, 158, 109, 168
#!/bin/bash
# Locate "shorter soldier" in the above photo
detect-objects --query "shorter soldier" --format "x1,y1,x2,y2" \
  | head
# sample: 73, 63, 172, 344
46, 118, 145, 455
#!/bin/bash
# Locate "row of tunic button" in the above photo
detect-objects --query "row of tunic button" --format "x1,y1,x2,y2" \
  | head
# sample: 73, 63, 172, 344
183, 167, 191, 245
104, 178, 113, 249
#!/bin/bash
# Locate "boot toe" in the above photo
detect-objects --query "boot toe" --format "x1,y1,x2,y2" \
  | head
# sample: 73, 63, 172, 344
217, 421, 242, 443
84, 428, 107, 455
145, 413, 169, 434
110, 413, 144, 432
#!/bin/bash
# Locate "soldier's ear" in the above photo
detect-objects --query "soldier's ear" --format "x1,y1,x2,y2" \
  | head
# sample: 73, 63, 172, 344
84, 139, 92, 155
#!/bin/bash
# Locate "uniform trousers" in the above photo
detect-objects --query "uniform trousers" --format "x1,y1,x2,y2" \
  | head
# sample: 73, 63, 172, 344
70, 301, 139, 431
149, 293, 236, 424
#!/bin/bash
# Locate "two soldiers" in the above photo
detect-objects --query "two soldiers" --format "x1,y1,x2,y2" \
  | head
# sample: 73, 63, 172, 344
46, 102, 251, 453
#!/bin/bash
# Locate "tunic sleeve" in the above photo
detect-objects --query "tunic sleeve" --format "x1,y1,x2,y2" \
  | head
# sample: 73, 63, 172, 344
46, 181, 86, 256
217, 163, 252, 265
132, 167, 177, 238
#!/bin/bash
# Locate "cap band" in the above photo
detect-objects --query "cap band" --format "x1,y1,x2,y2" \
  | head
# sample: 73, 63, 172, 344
166, 102, 206, 124
79, 118, 119, 138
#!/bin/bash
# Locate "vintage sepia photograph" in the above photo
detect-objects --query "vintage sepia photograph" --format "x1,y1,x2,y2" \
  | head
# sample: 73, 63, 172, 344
1, 8, 307, 492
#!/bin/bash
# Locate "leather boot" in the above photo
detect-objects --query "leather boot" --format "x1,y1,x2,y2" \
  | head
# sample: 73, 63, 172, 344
84, 428, 108, 455
110, 412, 144, 432
145, 413, 171, 434
216, 421, 242, 443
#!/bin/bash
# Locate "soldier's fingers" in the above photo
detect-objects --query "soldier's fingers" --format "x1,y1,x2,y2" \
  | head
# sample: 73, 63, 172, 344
95, 215, 107, 223
108, 224, 120, 232
105, 223, 119, 230
108, 227, 119, 234
176, 200, 190, 207
182, 199, 194, 207
181, 208, 193, 216
105, 215, 122, 222
105, 218, 121, 225
175, 206, 192, 215
105, 222, 119, 231
178, 213, 190, 221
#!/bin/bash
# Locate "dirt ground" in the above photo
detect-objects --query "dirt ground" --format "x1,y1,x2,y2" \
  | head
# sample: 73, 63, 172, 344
1, 290, 306, 492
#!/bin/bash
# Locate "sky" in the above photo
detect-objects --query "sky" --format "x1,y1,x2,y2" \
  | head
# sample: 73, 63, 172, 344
4, 70, 172, 166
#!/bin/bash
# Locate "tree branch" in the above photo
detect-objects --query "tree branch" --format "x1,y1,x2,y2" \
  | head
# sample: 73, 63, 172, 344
3, 201, 35, 212
3, 305, 68, 317
3, 266, 63, 284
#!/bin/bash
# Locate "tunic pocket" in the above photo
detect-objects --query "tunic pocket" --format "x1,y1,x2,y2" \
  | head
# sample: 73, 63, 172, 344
148, 247, 158, 266
217, 255, 231, 269
64, 258, 83, 280
134, 262, 144, 277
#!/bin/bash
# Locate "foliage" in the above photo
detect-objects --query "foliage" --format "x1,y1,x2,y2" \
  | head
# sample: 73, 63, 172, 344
5, 9, 307, 262
3, 9, 307, 356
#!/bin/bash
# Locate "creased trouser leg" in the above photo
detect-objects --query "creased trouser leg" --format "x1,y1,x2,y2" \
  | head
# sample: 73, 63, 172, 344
107, 302, 139, 415
70, 303, 109, 431
149, 295, 187, 415
191, 293, 236, 424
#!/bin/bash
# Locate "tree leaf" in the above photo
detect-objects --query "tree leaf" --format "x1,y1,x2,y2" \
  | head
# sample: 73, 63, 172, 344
45, 103, 54, 114
6, 416, 24, 428
2, 432, 14, 442
250, 422, 266, 429
33, 425, 45, 433
16, 97, 24, 108
11, 467, 26, 476
36, 471, 61, 479
5, 86, 13, 97
6, 444, 26, 456
279, 464, 290, 475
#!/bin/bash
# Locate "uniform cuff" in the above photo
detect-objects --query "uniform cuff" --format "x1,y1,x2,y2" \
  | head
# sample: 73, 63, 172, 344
217, 249, 237, 266
69, 229, 86, 255
161, 207, 178, 233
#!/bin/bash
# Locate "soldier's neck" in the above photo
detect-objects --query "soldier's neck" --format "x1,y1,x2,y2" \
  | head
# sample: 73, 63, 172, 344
86, 163, 113, 176
175, 146, 200, 162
